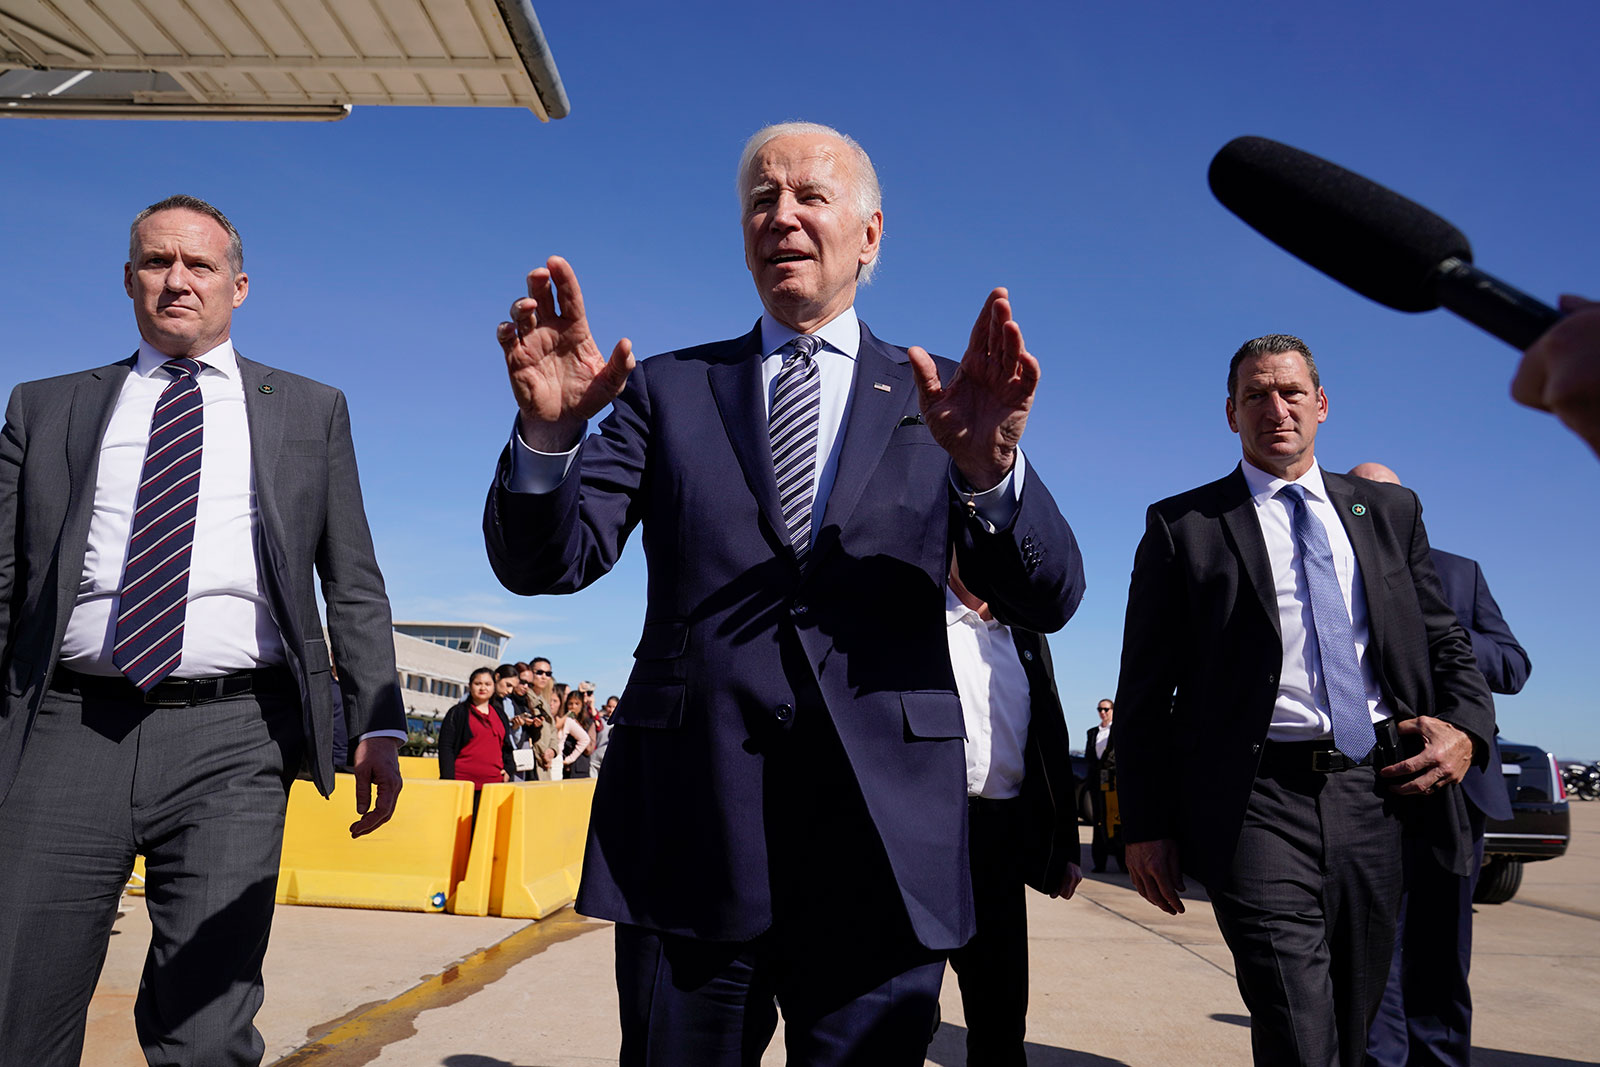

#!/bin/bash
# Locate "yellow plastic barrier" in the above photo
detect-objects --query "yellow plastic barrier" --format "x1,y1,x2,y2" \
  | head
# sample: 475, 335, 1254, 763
275, 775, 474, 911
450, 779, 595, 918
398, 755, 442, 779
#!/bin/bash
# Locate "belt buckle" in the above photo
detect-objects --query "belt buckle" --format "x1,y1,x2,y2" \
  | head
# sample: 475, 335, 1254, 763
1310, 749, 1342, 773
143, 682, 192, 708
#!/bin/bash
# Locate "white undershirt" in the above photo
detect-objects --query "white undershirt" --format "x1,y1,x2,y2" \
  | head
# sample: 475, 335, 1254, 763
59, 339, 285, 677
1093, 723, 1110, 760
945, 586, 1031, 799
1239, 460, 1392, 741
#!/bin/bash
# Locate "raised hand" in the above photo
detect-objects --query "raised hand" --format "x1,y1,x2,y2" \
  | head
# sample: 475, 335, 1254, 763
906, 288, 1040, 491
497, 256, 635, 452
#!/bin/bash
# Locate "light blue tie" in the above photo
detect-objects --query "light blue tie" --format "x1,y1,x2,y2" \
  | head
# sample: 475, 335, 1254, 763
769, 335, 823, 561
1279, 484, 1377, 761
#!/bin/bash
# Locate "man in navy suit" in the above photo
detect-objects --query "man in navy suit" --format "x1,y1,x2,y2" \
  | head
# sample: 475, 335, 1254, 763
483, 122, 1083, 1064
1350, 463, 1530, 1067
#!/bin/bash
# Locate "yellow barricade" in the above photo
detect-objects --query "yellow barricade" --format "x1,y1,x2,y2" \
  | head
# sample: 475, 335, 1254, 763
398, 755, 441, 779
275, 775, 473, 911
450, 779, 595, 919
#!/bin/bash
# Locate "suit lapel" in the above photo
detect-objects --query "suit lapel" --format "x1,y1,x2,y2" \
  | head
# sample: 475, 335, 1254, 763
1218, 465, 1282, 641
707, 326, 787, 544
58, 360, 135, 612
817, 324, 912, 537
236, 354, 286, 552
1323, 472, 1387, 645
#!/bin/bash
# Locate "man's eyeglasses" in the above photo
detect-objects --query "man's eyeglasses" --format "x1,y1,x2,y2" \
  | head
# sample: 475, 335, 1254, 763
1096, 706, 1113, 713
531, 669, 553, 677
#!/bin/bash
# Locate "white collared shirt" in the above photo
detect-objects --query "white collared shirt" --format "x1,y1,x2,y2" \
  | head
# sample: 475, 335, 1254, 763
1239, 459, 1393, 741
1093, 723, 1110, 760
60, 339, 286, 677
945, 586, 1031, 799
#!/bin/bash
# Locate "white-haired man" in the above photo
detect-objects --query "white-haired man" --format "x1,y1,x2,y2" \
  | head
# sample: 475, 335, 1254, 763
484, 122, 1084, 1064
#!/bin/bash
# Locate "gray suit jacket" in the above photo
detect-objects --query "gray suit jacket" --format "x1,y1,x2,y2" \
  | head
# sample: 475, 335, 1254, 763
0, 352, 405, 803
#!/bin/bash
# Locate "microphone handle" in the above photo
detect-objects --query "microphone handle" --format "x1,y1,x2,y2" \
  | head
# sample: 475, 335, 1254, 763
1432, 257, 1562, 349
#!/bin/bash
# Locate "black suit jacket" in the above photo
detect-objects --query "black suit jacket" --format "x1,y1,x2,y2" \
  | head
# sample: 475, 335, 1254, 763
1431, 548, 1529, 821
1083, 724, 1112, 788
485, 322, 1085, 949
0, 353, 407, 804
1008, 628, 1082, 894
1114, 465, 1496, 887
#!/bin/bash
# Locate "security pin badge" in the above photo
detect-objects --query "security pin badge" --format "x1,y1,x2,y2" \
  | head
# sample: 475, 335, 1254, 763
259, 383, 274, 394
1351, 503, 1367, 516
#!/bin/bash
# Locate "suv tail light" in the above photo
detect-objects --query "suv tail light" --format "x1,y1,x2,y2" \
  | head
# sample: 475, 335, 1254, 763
1550, 753, 1568, 801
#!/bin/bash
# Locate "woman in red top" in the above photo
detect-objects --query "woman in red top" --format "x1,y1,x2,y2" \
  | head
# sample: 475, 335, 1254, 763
437, 668, 518, 818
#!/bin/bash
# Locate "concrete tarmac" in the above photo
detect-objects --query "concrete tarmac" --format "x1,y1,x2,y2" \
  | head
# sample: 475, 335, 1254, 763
83, 805, 1600, 1066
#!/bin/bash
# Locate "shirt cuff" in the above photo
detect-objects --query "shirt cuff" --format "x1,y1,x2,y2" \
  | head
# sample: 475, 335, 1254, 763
504, 415, 582, 494
354, 730, 408, 744
949, 450, 1027, 532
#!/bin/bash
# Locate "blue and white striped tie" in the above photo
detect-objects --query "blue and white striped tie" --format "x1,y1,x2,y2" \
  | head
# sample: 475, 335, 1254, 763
1280, 483, 1377, 761
769, 335, 823, 561
113, 358, 205, 691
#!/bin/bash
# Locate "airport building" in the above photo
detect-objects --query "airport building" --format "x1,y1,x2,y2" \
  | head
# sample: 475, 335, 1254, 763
391, 621, 514, 732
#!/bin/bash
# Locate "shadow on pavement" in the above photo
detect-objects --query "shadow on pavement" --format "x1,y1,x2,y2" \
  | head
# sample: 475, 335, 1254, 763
1473, 1051, 1598, 1066
442, 1057, 545, 1067
927, 1022, 1132, 1066
1210, 1013, 1250, 1027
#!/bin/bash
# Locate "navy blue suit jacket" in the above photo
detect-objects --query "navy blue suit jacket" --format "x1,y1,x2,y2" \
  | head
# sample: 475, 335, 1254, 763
484, 322, 1084, 950
1430, 548, 1529, 821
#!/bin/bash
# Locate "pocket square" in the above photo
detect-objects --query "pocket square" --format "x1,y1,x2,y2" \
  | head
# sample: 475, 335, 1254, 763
898, 413, 925, 427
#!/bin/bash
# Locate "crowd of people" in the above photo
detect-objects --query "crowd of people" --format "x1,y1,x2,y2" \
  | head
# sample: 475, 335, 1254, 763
435, 657, 616, 809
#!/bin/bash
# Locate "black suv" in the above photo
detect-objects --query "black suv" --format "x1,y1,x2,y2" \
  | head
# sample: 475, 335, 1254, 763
1476, 740, 1570, 904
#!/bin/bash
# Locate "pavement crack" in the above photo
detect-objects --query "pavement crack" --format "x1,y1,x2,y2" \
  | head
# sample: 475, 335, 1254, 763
1080, 895, 1238, 979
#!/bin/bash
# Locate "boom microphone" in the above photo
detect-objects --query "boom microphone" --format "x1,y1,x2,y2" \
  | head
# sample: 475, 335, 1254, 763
1208, 135, 1561, 349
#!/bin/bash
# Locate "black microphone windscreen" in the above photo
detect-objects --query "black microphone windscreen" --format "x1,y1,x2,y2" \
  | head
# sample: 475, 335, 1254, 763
1208, 136, 1472, 313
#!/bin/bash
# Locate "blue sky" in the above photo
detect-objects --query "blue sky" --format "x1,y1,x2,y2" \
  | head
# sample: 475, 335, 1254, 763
3, 1, 1597, 757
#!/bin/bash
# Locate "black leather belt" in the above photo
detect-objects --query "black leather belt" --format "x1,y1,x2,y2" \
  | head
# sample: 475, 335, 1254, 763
50, 667, 292, 708
1260, 719, 1399, 774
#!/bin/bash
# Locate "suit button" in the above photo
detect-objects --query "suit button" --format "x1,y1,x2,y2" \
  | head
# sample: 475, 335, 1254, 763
1251, 742, 1262, 755
774, 704, 793, 723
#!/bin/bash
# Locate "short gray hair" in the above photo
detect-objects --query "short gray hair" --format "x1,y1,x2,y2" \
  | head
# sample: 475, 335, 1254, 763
129, 194, 244, 276
736, 121, 882, 284
1227, 334, 1319, 400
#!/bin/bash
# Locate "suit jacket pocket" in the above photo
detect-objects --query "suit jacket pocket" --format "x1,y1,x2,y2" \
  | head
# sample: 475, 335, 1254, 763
303, 636, 331, 674
629, 620, 688, 685
901, 690, 966, 740
612, 681, 684, 730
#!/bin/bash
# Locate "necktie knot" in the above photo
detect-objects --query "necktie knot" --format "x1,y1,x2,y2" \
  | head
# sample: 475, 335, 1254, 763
1279, 482, 1307, 507
787, 334, 823, 366
162, 357, 204, 382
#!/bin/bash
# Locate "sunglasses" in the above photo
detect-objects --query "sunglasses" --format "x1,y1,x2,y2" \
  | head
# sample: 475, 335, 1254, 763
531, 669, 553, 677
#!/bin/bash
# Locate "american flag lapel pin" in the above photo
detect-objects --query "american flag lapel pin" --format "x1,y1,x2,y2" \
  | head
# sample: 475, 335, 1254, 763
873, 382, 891, 392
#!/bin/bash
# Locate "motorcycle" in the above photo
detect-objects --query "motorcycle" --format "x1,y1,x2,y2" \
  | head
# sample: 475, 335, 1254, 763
1562, 762, 1600, 801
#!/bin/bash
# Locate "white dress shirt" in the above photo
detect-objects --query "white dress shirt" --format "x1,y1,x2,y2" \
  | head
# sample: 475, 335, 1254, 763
505, 306, 1024, 532
60, 340, 286, 677
945, 586, 1031, 799
1093, 723, 1110, 760
1239, 460, 1393, 741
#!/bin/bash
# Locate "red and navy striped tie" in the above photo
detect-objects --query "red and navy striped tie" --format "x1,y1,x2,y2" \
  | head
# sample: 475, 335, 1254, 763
113, 357, 205, 691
